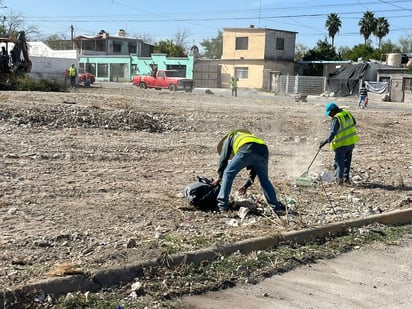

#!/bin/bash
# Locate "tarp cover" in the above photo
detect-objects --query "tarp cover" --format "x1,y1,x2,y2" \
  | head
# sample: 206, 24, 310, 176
366, 81, 389, 94
327, 63, 368, 97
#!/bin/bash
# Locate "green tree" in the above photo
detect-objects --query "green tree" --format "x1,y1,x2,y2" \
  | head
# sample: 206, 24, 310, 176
325, 13, 341, 48
303, 38, 338, 61
379, 40, 401, 54
338, 40, 401, 62
199, 30, 223, 59
339, 43, 375, 62
302, 39, 338, 76
374, 17, 390, 49
359, 11, 377, 44
153, 39, 185, 57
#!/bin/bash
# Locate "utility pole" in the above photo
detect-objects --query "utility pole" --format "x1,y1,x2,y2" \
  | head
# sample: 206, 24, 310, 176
71, 25, 74, 49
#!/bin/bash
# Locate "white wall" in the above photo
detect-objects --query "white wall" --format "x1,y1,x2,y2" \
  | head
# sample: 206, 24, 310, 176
29, 56, 78, 82
27, 42, 78, 82
28, 42, 77, 59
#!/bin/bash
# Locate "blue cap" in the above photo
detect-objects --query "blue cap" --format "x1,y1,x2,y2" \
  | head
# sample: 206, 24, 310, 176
325, 102, 338, 116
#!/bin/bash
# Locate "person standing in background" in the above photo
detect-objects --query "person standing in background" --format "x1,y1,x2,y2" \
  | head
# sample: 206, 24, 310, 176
359, 83, 368, 108
230, 76, 239, 97
68, 64, 77, 91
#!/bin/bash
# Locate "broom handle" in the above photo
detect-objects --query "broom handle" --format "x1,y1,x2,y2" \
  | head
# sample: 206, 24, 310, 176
306, 147, 321, 173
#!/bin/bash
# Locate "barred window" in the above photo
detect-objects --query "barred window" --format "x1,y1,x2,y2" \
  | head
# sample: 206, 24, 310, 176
235, 67, 248, 79
404, 78, 412, 91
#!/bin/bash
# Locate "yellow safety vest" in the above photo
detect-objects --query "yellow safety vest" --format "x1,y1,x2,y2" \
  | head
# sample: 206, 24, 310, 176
330, 109, 359, 150
230, 78, 238, 88
231, 131, 266, 155
69, 67, 76, 77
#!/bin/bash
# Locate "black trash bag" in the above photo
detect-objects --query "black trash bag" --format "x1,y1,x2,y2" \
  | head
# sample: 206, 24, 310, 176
183, 176, 220, 210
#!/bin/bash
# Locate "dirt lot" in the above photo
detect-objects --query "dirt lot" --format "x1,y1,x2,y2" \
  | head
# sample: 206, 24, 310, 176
1, 85, 411, 297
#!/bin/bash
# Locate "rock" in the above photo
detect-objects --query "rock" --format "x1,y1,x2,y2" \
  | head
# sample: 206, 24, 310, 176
126, 238, 137, 248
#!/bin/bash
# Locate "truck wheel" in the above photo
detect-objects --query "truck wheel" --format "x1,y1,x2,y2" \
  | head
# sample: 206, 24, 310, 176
169, 84, 177, 92
139, 82, 147, 89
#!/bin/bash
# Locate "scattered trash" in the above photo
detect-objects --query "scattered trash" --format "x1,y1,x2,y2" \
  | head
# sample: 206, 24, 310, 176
352, 175, 362, 184
225, 218, 239, 227
296, 148, 321, 186
320, 171, 335, 182
238, 207, 250, 220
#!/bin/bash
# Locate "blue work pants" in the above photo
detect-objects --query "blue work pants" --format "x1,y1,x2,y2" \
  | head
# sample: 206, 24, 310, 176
334, 145, 354, 180
217, 151, 279, 209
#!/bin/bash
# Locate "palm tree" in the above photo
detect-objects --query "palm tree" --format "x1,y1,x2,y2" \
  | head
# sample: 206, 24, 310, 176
374, 17, 390, 49
359, 11, 377, 44
325, 13, 342, 48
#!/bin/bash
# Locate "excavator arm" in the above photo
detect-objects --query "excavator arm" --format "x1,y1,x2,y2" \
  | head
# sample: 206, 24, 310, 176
10, 31, 32, 74
1, 31, 31, 78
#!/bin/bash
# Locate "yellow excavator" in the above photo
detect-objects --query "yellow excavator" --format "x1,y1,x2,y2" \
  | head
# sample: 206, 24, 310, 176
0, 31, 32, 81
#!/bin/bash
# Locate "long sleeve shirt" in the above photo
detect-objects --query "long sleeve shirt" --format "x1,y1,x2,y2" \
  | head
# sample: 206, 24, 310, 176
325, 109, 357, 143
217, 135, 267, 189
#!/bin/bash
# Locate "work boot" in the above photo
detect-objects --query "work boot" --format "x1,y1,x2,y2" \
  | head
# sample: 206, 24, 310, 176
344, 177, 353, 186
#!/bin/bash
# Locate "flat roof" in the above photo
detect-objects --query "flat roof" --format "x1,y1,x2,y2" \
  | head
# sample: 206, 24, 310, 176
223, 27, 298, 34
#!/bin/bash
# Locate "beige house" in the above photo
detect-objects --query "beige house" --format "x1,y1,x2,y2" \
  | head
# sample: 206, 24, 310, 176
220, 27, 297, 89
194, 26, 297, 89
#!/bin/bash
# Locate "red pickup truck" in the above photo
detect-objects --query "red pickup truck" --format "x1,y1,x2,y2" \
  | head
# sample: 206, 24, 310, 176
133, 70, 193, 92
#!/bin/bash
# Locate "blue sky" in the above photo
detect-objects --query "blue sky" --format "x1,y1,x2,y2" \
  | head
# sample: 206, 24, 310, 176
2, 0, 412, 50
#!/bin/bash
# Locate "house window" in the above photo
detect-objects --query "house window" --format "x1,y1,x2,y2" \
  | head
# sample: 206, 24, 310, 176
235, 37, 248, 50
128, 43, 137, 54
85, 63, 96, 76
113, 41, 122, 53
97, 63, 108, 78
379, 76, 390, 83
110, 63, 126, 78
275, 37, 284, 50
167, 65, 186, 77
234, 67, 248, 79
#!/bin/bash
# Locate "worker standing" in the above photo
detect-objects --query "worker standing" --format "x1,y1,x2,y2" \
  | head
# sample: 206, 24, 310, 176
319, 102, 359, 185
230, 76, 239, 97
68, 64, 77, 91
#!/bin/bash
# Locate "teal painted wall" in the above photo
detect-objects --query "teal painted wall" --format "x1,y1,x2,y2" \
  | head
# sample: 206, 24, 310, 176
79, 53, 194, 82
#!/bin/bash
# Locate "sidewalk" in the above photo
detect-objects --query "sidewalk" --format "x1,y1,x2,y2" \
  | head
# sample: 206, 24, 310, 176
180, 236, 412, 309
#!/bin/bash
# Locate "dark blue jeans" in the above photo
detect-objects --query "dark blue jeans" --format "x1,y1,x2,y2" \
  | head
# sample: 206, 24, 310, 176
217, 151, 279, 209
334, 145, 354, 180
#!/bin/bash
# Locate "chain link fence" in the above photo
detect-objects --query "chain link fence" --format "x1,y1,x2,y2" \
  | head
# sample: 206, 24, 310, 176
271, 74, 327, 100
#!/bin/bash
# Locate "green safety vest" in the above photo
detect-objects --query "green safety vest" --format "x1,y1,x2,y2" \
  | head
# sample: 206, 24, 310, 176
232, 131, 266, 155
230, 78, 238, 88
69, 67, 76, 77
330, 109, 359, 150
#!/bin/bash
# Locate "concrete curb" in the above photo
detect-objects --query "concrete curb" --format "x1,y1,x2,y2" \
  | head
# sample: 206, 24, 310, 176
1, 208, 411, 307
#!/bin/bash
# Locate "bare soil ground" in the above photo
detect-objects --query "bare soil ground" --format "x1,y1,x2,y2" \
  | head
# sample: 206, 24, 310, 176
1, 85, 411, 296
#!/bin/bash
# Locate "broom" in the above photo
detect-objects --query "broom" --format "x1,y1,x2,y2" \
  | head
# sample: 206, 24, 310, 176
296, 147, 321, 186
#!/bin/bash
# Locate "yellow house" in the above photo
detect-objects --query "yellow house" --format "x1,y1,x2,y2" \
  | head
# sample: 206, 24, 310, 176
221, 27, 297, 89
